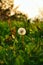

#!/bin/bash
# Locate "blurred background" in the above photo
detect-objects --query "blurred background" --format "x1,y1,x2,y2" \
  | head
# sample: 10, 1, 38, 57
0, 0, 43, 65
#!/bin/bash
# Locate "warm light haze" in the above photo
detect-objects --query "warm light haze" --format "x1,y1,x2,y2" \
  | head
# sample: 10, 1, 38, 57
14, 0, 43, 19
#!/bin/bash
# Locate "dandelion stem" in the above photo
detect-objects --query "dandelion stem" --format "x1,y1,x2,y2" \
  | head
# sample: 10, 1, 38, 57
22, 35, 25, 50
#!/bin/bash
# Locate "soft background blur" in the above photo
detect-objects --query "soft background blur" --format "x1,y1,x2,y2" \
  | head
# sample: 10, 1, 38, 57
14, 0, 43, 19
0, 0, 43, 65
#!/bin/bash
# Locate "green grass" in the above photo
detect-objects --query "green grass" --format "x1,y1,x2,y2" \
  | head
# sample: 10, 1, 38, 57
0, 19, 43, 65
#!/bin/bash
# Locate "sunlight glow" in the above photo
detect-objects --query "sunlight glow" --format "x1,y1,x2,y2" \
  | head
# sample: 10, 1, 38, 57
14, 0, 43, 18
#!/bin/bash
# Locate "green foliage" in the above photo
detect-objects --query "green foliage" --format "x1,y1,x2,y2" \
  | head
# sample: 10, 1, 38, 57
0, 19, 43, 65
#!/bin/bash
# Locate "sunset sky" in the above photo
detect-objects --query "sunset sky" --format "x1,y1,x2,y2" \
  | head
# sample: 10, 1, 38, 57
14, 0, 43, 19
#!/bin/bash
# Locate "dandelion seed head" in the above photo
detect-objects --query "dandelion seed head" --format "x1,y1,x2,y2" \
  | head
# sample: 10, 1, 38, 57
18, 28, 26, 35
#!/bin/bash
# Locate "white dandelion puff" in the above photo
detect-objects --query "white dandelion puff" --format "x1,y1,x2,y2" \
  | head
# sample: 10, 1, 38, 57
18, 28, 26, 35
